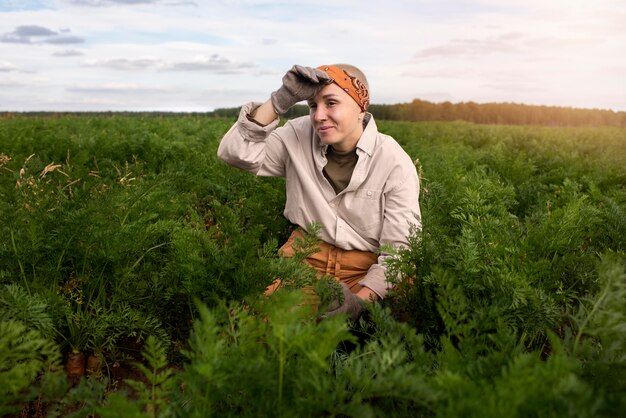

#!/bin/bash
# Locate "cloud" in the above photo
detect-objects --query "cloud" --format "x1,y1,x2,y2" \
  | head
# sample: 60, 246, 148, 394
67, 83, 169, 94
52, 49, 85, 57
46, 35, 85, 44
0, 61, 18, 72
84, 57, 160, 71
84, 54, 254, 73
480, 81, 544, 93
14, 25, 57, 37
57, 83, 260, 112
415, 33, 524, 58
69, 0, 197, 6
165, 54, 254, 73
414, 31, 597, 62
71, 0, 161, 5
522, 37, 596, 50
401, 68, 476, 79
1, 25, 84, 44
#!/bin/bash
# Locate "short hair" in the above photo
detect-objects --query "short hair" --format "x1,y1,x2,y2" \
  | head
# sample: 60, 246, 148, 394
332, 63, 369, 92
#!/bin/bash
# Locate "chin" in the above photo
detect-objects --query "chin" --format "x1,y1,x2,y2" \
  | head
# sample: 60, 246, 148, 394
319, 135, 336, 145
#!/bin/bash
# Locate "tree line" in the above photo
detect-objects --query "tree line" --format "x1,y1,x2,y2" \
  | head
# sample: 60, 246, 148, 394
210, 99, 626, 127
3, 99, 624, 127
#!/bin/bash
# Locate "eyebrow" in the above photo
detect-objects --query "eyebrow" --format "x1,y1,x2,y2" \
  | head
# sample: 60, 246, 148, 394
308, 93, 341, 103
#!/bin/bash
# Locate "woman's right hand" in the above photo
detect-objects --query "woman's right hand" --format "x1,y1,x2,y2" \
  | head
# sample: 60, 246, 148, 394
270, 65, 332, 114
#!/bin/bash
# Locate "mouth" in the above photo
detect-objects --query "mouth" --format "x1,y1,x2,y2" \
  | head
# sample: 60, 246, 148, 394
317, 126, 334, 135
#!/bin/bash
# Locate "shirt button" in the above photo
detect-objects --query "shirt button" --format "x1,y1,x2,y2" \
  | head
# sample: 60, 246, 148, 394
367, 191, 372, 196
330, 203, 335, 208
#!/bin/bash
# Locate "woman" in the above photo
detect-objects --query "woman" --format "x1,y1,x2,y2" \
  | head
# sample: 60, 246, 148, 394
217, 64, 421, 319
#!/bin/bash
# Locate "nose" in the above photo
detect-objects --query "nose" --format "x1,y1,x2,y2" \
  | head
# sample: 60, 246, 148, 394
312, 105, 327, 122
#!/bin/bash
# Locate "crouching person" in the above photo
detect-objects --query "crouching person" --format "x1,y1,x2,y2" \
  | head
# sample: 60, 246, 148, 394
217, 63, 421, 320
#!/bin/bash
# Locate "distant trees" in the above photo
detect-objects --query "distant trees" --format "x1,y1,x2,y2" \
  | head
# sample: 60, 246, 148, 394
206, 99, 626, 127
369, 99, 626, 127
4, 99, 623, 127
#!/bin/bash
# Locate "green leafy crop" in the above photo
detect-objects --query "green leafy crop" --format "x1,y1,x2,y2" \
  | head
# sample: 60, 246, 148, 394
0, 115, 624, 416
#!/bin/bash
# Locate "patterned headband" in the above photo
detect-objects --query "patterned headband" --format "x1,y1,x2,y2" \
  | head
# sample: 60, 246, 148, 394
317, 65, 370, 112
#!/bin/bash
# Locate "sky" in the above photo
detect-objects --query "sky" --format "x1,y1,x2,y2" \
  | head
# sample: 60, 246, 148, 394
0, 0, 625, 112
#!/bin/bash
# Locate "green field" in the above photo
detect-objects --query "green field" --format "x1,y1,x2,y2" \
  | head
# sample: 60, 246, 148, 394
1, 115, 624, 417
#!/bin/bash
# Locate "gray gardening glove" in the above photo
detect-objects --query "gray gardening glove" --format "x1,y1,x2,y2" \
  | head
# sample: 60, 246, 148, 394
270, 65, 332, 114
324, 282, 366, 321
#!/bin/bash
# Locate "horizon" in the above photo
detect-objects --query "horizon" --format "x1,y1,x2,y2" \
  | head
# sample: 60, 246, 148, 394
1, 0, 625, 113
2, 97, 625, 115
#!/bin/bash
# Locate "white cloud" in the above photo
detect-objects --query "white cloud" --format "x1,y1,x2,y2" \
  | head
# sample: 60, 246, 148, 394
68, 0, 196, 6
0, 61, 18, 72
82, 53, 254, 74
1, 24, 84, 44
52, 48, 84, 56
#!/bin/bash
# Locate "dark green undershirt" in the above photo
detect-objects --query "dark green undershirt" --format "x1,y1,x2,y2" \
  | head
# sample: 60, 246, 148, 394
323, 146, 358, 194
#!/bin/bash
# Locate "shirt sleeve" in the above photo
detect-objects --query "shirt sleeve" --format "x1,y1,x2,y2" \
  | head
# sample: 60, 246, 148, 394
359, 159, 422, 298
217, 102, 286, 176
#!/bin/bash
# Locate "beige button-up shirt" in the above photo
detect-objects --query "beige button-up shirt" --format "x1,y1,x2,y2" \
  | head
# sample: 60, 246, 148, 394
217, 102, 421, 298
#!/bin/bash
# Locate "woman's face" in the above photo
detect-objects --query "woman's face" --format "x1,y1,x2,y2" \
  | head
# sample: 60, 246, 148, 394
308, 83, 365, 152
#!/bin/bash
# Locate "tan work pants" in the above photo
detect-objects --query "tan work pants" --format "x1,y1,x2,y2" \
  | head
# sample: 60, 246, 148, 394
264, 228, 378, 295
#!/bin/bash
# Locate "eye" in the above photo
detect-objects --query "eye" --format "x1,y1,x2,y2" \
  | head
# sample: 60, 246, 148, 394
327, 100, 337, 107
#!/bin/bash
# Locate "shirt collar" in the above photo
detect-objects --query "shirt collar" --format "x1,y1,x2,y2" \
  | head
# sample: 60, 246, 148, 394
356, 113, 376, 157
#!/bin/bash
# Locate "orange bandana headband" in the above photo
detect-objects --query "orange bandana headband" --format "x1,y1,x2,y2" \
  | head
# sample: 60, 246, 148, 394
317, 65, 370, 112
